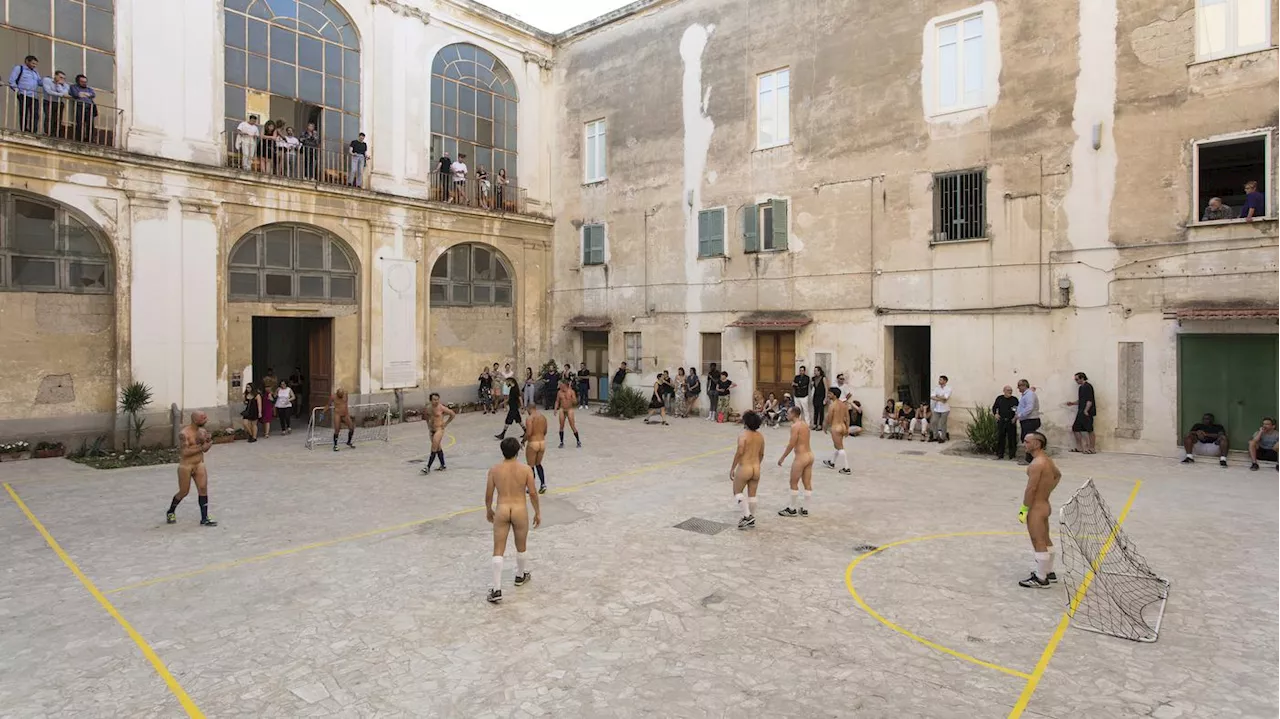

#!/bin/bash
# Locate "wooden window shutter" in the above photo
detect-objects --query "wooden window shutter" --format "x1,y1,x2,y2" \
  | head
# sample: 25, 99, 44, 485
742, 205, 759, 253
771, 198, 788, 250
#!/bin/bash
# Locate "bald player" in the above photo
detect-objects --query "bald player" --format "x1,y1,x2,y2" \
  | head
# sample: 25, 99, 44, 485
331, 387, 355, 451
485, 437, 541, 603
1018, 431, 1061, 588
555, 379, 581, 449
167, 411, 217, 526
525, 402, 549, 494
777, 405, 814, 517
821, 386, 852, 475
729, 410, 765, 529
421, 392, 456, 474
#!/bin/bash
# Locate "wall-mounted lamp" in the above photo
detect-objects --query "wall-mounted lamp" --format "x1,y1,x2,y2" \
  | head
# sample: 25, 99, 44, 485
1091, 123, 1102, 151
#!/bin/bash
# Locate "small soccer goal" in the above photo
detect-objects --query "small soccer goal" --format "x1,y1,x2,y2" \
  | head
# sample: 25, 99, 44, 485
1059, 478, 1171, 643
305, 402, 392, 449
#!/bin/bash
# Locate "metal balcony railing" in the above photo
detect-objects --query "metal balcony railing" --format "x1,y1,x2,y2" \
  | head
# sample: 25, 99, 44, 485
1, 88, 122, 149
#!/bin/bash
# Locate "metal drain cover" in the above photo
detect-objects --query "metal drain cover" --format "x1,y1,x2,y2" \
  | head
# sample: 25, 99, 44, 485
674, 517, 732, 536
852, 544, 880, 554
899, 450, 926, 456
407, 458, 424, 464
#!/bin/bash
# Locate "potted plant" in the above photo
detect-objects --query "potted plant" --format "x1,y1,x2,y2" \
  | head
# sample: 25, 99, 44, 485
119, 381, 154, 450
33, 441, 66, 459
0, 441, 32, 461
212, 428, 237, 445
404, 408, 423, 422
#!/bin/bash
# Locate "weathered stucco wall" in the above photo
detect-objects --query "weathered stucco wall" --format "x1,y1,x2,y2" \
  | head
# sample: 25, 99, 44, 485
0, 293, 116, 421
428, 305, 516, 402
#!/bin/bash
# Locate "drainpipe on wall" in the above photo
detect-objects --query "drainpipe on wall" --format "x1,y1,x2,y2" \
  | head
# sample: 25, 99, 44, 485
643, 207, 659, 317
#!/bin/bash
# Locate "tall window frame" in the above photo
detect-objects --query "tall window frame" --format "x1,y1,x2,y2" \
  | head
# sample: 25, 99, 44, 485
0, 190, 112, 294
1, 0, 117, 106
584, 118, 606, 183
1195, 0, 1272, 61
431, 43, 519, 186
222, 0, 361, 155
697, 207, 725, 257
581, 223, 606, 266
937, 14, 984, 112
624, 332, 643, 371
228, 224, 358, 303
430, 242, 513, 307
756, 68, 790, 149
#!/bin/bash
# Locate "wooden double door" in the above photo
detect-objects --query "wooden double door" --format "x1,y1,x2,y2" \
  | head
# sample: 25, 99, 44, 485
755, 331, 796, 401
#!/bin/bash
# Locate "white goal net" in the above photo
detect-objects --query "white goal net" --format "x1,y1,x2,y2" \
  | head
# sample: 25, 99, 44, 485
305, 402, 392, 449
1059, 479, 1171, 643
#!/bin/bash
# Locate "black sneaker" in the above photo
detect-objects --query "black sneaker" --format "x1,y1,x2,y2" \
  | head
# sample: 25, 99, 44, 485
166, 512, 176, 524
1181, 456, 1194, 464
737, 515, 756, 530
332, 445, 339, 451
799, 508, 809, 517
494, 433, 505, 440
1018, 573, 1050, 589
538, 484, 546, 494
576, 439, 582, 448
778, 507, 798, 517
437, 465, 447, 471
346, 443, 355, 448
839, 468, 851, 475
200, 518, 218, 527
248, 437, 257, 443
1047, 572, 1058, 583
558, 441, 564, 449
514, 572, 531, 587
822, 460, 835, 469
486, 589, 502, 604
421, 466, 432, 475
1219, 457, 1228, 468
1251, 462, 1260, 471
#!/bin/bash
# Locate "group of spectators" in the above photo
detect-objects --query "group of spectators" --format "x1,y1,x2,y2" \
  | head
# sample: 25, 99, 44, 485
477, 362, 593, 414
1201, 181, 1266, 222
434, 151, 508, 210
1180, 413, 1278, 471
232, 115, 368, 187
8, 55, 100, 142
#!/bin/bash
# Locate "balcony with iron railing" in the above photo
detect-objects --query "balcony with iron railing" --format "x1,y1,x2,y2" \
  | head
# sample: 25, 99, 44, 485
1, 87, 122, 149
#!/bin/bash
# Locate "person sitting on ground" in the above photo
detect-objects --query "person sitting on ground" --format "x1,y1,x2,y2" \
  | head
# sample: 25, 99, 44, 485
908, 403, 931, 441
849, 400, 864, 436
879, 399, 897, 439
779, 392, 795, 417
1181, 412, 1229, 468
1249, 417, 1278, 472
896, 400, 914, 439
763, 392, 780, 427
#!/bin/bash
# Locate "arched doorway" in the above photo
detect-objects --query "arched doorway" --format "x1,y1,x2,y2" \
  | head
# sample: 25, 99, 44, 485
0, 189, 116, 421
226, 223, 359, 413
428, 242, 515, 398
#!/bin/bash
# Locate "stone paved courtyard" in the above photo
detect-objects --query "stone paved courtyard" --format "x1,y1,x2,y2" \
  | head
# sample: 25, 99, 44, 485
1, 411, 1276, 718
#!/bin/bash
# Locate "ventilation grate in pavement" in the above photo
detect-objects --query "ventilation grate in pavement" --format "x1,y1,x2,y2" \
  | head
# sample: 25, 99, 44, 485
899, 450, 926, 456
674, 517, 732, 536
852, 543, 881, 554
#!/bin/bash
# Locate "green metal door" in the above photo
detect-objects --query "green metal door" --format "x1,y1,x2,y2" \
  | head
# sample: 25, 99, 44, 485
1178, 334, 1279, 450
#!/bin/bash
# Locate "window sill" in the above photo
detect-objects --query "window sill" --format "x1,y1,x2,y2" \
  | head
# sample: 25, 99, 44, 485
754, 142, 792, 153
928, 103, 992, 119
582, 179, 607, 187
1187, 217, 1273, 227
1188, 46, 1277, 66
929, 236, 989, 246
698, 253, 728, 260
744, 248, 788, 255
582, 262, 607, 268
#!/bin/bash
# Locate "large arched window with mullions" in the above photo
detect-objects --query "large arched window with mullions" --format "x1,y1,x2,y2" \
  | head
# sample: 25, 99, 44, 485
0, 190, 111, 293
430, 243, 512, 307
228, 224, 357, 303
223, 0, 360, 153
431, 43, 518, 185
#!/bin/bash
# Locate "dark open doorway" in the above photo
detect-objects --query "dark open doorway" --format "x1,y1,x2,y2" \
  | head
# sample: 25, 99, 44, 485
252, 317, 333, 417
891, 326, 930, 406
581, 331, 609, 401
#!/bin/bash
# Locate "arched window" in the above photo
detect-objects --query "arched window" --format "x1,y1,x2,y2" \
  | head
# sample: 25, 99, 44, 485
228, 224, 357, 302
223, 0, 360, 153
431, 43, 518, 185
1, 0, 117, 106
0, 190, 111, 293
430, 243, 511, 307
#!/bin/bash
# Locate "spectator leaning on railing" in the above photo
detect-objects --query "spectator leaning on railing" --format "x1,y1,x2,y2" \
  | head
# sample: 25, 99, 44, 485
8, 55, 41, 133
1201, 197, 1236, 222
41, 70, 69, 137
68, 74, 97, 143
349, 132, 368, 187
235, 115, 260, 171
279, 126, 300, 177
300, 122, 319, 179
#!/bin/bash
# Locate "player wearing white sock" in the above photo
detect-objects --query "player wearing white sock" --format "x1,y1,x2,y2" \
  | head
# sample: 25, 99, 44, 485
729, 411, 765, 529
1018, 431, 1062, 589
777, 406, 814, 517
485, 438, 541, 603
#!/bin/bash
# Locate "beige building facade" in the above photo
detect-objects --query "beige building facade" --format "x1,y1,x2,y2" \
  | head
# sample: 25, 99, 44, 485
1, 0, 1276, 455
548, 0, 1279, 454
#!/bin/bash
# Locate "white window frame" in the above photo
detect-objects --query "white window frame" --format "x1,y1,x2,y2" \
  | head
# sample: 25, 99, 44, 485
584, 118, 607, 183
756, 68, 791, 149
1195, 0, 1273, 62
1190, 128, 1273, 224
581, 222, 607, 266
935, 13, 985, 113
624, 331, 642, 370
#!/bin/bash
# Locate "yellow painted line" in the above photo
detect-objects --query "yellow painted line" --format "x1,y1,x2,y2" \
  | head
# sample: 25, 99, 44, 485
4, 483, 205, 718
1007, 480, 1143, 719
844, 530, 1034, 680
107, 444, 734, 595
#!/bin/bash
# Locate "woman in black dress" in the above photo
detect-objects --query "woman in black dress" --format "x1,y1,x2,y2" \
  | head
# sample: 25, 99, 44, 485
811, 367, 828, 431
241, 382, 262, 442
643, 376, 669, 425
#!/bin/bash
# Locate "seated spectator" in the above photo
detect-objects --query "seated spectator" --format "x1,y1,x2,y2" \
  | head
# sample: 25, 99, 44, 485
879, 399, 898, 439
763, 393, 780, 427
1201, 197, 1236, 222
1181, 412, 1228, 467
849, 400, 863, 436
1249, 417, 1277, 471
908, 403, 931, 441
896, 401, 913, 439
779, 393, 795, 417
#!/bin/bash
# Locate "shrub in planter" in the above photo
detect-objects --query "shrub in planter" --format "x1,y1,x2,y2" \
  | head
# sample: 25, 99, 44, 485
33, 441, 66, 459
212, 429, 237, 444
965, 405, 1000, 455
605, 385, 649, 420
1, 440, 31, 461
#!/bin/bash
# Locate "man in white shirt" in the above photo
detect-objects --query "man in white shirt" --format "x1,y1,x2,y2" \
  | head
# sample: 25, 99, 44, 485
278, 125, 301, 177
834, 372, 859, 433
41, 70, 69, 137
929, 375, 953, 443
451, 152, 469, 204
235, 115, 260, 171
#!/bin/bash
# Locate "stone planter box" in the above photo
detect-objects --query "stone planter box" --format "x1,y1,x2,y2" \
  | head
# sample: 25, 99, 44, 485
404, 414, 423, 423
34, 448, 66, 459
0, 451, 32, 462
212, 434, 236, 445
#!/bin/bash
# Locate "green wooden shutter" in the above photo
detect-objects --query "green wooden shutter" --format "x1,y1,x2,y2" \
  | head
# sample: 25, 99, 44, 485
697, 210, 710, 257
742, 205, 759, 253
709, 209, 724, 255
583, 225, 604, 265
771, 198, 788, 250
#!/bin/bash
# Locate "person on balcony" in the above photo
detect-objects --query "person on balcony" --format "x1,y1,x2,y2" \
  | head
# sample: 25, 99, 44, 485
349, 132, 368, 187
41, 70, 69, 138
299, 122, 319, 179
235, 115, 260, 171
451, 152, 469, 203
435, 151, 452, 200
8, 55, 41, 133
278, 126, 301, 178
68, 74, 97, 144
259, 120, 278, 173
496, 168, 509, 211
477, 165, 491, 209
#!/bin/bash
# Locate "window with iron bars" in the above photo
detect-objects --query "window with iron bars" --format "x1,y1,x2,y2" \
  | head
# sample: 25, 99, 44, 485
933, 169, 987, 242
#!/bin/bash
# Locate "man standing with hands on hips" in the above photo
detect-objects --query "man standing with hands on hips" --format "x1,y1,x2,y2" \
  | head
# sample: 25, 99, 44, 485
929, 375, 952, 443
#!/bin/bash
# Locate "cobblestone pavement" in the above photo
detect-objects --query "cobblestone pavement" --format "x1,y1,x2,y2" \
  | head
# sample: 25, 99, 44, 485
1, 411, 1276, 718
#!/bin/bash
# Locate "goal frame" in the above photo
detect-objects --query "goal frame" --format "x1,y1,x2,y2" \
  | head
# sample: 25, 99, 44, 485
304, 402, 392, 449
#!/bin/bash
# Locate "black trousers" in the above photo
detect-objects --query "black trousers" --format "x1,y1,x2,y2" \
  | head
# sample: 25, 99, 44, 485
278, 409, 292, 431
17, 94, 39, 132
1019, 418, 1042, 462
996, 418, 1017, 458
